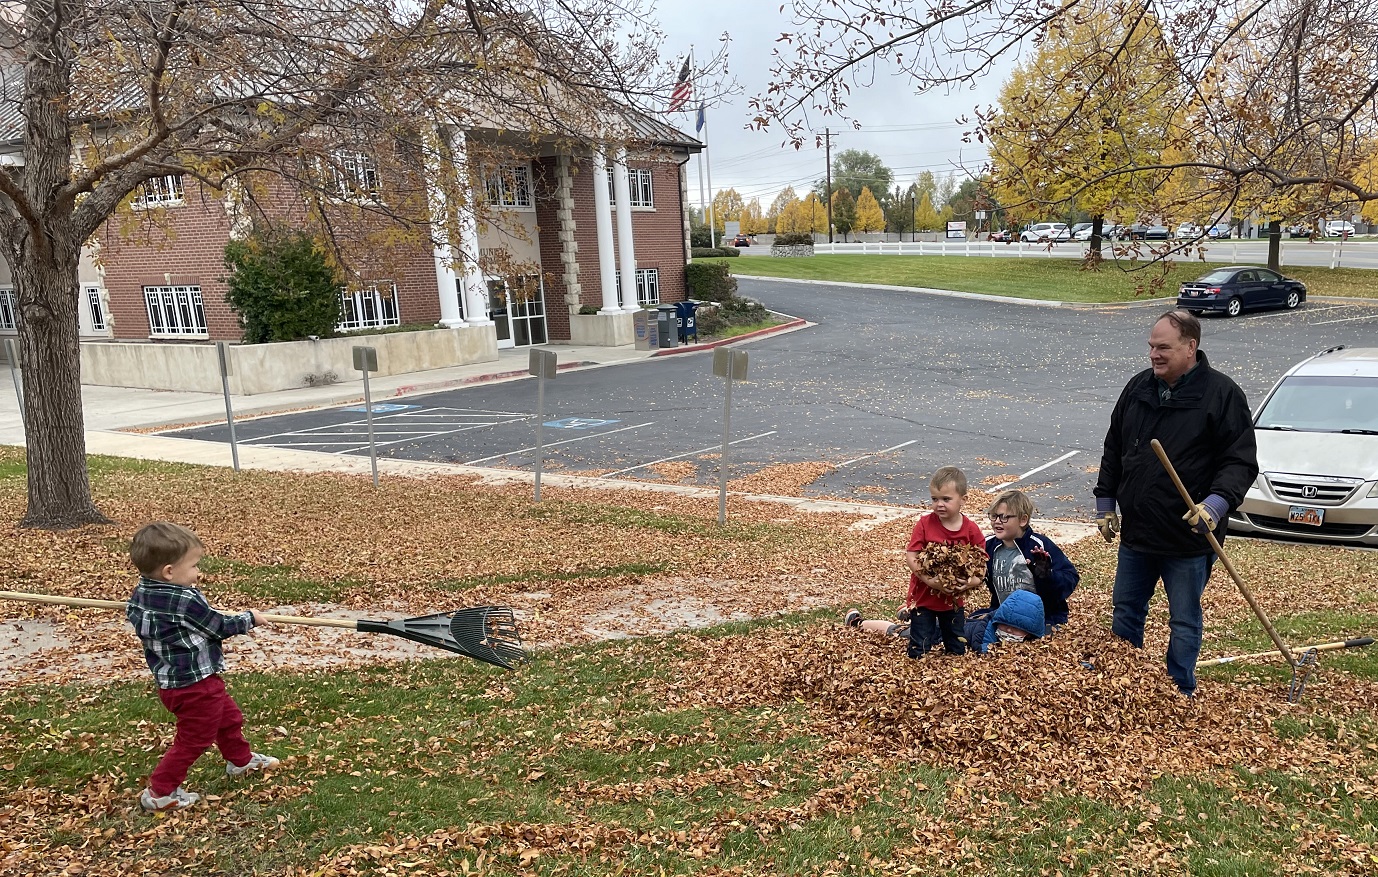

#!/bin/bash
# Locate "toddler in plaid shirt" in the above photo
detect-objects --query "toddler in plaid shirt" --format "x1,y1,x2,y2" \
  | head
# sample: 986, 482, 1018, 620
127, 522, 278, 812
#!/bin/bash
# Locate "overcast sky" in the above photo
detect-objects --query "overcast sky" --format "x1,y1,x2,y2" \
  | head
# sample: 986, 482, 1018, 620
653, 1, 1016, 211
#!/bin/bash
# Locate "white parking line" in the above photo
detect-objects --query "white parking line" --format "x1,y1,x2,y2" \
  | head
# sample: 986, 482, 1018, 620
598, 431, 779, 477
837, 440, 917, 468
1311, 312, 1378, 325
461, 422, 656, 464
1001, 451, 1080, 487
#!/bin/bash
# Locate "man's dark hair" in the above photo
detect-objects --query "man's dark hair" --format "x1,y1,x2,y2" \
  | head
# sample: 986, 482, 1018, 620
1155, 309, 1201, 346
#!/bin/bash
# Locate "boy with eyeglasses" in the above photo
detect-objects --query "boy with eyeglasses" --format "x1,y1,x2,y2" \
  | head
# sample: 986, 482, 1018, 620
977, 489, 1079, 629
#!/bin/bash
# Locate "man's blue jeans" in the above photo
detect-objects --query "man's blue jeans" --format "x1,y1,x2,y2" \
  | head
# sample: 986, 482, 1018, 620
1111, 546, 1213, 695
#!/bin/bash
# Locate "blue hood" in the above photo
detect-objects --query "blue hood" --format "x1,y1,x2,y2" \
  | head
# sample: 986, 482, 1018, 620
981, 589, 1046, 649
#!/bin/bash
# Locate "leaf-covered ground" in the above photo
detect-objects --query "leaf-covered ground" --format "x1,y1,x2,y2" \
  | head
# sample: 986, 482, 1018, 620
0, 447, 1375, 876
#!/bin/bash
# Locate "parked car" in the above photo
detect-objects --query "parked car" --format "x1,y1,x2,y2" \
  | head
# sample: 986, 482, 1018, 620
1286, 222, 1319, 238
1144, 225, 1170, 240
1176, 265, 1306, 317
1101, 223, 1124, 240
1207, 224, 1232, 239
1020, 222, 1070, 242
1117, 224, 1149, 240
989, 229, 1014, 242
1069, 222, 1093, 241
732, 235, 750, 247
1325, 221, 1356, 238
1230, 345, 1378, 546
1174, 223, 1203, 239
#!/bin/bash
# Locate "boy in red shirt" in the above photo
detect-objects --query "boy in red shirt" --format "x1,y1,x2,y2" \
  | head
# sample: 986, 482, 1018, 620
903, 466, 986, 657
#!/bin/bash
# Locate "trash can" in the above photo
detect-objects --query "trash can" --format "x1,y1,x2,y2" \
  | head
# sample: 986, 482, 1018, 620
654, 304, 677, 348
633, 308, 658, 351
675, 300, 699, 343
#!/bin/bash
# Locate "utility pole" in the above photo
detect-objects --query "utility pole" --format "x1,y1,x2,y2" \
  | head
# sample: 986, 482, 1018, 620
823, 128, 834, 243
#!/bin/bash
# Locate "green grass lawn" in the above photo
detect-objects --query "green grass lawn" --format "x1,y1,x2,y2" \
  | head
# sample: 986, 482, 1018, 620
707, 254, 1378, 303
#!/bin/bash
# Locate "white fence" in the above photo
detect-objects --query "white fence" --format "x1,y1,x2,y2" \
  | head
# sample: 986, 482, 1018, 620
810, 238, 1367, 268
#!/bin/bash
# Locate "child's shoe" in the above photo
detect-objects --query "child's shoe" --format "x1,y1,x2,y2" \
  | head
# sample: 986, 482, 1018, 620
844, 609, 862, 628
140, 786, 200, 811
226, 752, 280, 777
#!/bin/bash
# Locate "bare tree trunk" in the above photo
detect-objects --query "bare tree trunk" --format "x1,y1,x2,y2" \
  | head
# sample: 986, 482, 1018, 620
1266, 219, 1282, 272
1088, 215, 1104, 265
16, 242, 110, 529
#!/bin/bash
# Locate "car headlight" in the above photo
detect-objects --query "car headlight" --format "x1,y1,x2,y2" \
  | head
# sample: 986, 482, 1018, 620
1368, 482, 1378, 498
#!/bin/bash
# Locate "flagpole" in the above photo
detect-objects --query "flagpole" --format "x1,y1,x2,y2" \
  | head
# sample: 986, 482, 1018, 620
693, 49, 707, 246
704, 107, 716, 248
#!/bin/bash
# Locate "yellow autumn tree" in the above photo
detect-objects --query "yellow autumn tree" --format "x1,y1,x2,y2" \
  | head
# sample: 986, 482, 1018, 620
740, 198, 766, 235
913, 192, 941, 231
985, 0, 1185, 248
854, 186, 885, 233
767, 186, 798, 233
711, 188, 745, 234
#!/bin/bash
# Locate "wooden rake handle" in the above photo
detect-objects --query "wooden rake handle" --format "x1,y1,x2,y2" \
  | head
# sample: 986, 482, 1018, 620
0, 591, 359, 629
1148, 439, 1297, 668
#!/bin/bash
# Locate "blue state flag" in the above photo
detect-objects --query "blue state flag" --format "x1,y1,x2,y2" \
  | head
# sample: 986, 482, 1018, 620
695, 104, 706, 134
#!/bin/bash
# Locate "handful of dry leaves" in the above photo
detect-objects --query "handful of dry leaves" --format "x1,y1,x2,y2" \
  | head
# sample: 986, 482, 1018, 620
915, 542, 988, 596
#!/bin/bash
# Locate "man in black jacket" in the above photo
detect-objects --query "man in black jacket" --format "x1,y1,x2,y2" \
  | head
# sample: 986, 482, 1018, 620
1094, 310, 1258, 696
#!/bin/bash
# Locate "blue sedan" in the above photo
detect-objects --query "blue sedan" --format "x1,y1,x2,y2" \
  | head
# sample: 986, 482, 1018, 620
1176, 266, 1307, 317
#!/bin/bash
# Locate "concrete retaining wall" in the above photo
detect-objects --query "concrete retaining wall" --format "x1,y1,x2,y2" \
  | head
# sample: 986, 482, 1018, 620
565, 312, 634, 347
80, 326, 499, 395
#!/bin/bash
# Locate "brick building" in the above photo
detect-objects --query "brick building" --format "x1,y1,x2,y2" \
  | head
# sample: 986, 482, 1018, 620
0, 118, 702, 354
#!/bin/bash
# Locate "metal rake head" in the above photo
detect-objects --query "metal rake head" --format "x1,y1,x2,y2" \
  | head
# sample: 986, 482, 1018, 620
357, 606, 529, 670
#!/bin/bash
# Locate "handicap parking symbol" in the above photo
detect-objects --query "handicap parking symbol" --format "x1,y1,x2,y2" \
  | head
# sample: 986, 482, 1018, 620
344, 403, 419, 413
544, 417, 621, 429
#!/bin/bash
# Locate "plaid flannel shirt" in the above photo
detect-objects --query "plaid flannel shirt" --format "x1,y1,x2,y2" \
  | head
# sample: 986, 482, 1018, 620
126, 576, 254, 690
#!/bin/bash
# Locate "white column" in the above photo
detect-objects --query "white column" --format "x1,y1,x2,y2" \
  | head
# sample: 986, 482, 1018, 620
591, 147, 620, 315
424, 174, 468, 328
450, 130, 492, 326
611, 147, 638, 311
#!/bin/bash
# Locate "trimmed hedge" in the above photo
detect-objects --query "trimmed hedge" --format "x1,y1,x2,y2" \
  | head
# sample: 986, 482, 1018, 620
691, 246, 740, 258
684, 261, 738, 302
772, 232, 815, 246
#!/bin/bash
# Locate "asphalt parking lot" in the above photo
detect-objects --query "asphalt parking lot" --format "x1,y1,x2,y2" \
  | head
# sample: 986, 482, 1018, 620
168, 279, 1378, 520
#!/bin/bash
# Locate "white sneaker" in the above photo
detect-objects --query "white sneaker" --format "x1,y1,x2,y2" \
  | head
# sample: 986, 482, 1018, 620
226, 752, 280, 777
140, 786, 200, 811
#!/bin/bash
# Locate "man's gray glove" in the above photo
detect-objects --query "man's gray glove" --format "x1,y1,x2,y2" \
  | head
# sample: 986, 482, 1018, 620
1095, 497, 1119, 543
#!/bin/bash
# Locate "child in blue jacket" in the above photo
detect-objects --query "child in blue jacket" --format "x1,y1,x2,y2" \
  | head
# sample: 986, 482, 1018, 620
980, 489, 1079, 628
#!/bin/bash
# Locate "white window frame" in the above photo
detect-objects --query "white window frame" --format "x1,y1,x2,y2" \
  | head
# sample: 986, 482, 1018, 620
84, 286, 107, 332
484, 164, 533, 209
329, 150, 381, 202
614, 268, 661, 305
605, 167, 654, 208
131, 174, 185, 208
0, 288, 16, 330
338, 282, 400, 332
144, 285, 208, 338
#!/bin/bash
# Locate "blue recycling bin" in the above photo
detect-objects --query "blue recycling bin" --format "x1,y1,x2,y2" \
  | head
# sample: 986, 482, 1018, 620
674, 300, 699, 343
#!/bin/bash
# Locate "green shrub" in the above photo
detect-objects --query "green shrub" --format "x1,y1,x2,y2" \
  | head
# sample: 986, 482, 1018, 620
685, 261, 738, 302
696, 292, 769, 337
772, 232, 815, 247
577, 305, 600, 315
690, 226, 714, 248
224, 231, 344, 343
690, 247, 740, 258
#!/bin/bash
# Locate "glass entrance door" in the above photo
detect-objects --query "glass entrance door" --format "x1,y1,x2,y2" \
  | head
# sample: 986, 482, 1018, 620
485, 276, 547, 348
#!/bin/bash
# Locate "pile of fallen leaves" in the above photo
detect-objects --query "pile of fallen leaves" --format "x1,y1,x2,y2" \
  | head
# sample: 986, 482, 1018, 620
655, 621, 1371, 804
914, 542, 988, 595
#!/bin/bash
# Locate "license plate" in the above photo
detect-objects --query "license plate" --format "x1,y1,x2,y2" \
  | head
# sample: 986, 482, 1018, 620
1288, 505, 1325, 526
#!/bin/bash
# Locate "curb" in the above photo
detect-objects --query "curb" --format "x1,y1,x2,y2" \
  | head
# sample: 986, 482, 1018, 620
650, 317, 809, 356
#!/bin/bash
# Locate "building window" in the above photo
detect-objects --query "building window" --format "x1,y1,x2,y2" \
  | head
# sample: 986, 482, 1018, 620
132, 174, 185, 208
614, 268, 660, 305
0, 288, 16, 330
330, 150, 381, 201
484, 164, 532, 208
85, 286, 107, 331
338, 283, 400, 331
605, 167, 654, 208
144, 286, 208, 337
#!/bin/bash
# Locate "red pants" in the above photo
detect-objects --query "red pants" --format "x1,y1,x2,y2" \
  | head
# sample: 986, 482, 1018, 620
149, 675, 252, 796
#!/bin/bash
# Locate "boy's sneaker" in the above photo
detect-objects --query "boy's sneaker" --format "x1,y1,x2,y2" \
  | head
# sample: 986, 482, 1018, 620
844, 609, 862, 628
226, 752, 280, 777
140, 786, 200, 811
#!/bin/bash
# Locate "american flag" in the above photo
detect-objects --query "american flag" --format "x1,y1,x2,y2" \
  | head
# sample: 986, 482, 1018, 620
668, 56, 692, 112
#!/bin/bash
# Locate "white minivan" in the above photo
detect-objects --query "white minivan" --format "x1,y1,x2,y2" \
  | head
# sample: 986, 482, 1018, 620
1020, 222, 1070, 243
